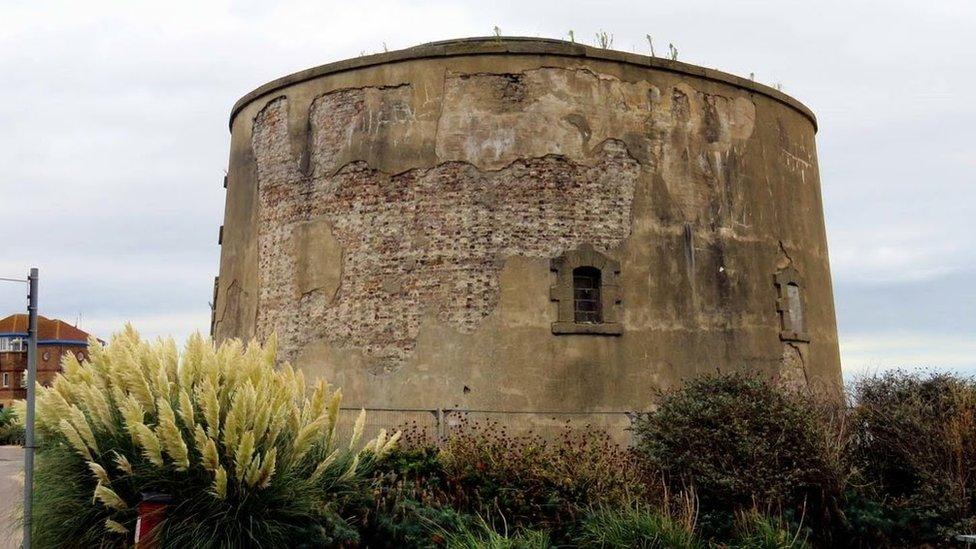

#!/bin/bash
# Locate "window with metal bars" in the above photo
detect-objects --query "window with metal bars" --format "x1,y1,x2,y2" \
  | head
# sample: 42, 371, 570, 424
573, 266, 602, 323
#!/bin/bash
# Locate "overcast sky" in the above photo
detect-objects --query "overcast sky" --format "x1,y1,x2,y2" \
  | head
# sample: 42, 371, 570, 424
2, 0, 973, 378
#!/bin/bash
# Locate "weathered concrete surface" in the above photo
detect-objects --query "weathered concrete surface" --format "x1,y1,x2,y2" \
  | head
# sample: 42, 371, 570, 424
215, 37, 842, 413
0, 446, 22, 549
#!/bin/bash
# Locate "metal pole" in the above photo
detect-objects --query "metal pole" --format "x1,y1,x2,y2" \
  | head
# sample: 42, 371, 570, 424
23, 267, 38, 549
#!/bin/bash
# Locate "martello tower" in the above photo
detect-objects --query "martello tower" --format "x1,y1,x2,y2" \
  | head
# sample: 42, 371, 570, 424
213, 38, 842, 415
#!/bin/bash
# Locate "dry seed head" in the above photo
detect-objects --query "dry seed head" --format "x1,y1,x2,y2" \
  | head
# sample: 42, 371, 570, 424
156, 397, 190, 470
87, 335, 106, 365
244, 339, 266, 384
371, 429, 388, 454
234, 430, 256, 482
80, 384, 114, 433
109, 384, 127, 413
134, 423, 164, 467
160, 337, 179, 384
243, 382, 258, 420
325, 390, 342, 447
192, 424, 208, 455
93, 484, 128, 511
154, 356, 171, 401
349, 409, 366, 451
124, 362, 155, 413
87, 461, 110, 484
291, 417, 324, 464
177, 389, 194, 429
113, 452, 133, 475
52, 374, 75, 404
380, 431, 402, 456
251, 399, 272, 444
61, 352, 83, 380
261, 333, 278, 369
256, 448, 277, 488
195, 379, 220, 439
308, 380, 329, 420
118, 394, 146, 445
286, 407, 301, 442
201, 432, 220, 472
41, 387, 72, 432
11, 400, 27, 428
265, 398, 289, 447
245, 454, 263, 487
105, 519, 129, 535
179, 333, 204, 388
293, 369, 306, 399
59, 419, 93, 461
212, 466, 228, 499
222, 388, 249, 460
68, 406, 100, 454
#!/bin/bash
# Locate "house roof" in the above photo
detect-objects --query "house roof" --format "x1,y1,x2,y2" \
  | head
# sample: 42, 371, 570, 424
0, 314, 93, 343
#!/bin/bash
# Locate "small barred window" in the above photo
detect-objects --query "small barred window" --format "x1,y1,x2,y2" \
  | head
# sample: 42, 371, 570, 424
573, 267, 603, 323
550, 244, 622, 335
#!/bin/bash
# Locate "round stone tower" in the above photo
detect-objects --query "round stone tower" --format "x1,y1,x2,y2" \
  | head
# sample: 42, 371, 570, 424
214, 38, 842, 415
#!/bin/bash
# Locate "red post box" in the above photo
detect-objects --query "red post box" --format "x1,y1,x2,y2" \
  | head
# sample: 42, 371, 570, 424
134, 492, 173, 548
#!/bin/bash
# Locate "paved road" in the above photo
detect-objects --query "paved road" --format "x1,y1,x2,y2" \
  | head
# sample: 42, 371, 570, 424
0, 446, 22, 549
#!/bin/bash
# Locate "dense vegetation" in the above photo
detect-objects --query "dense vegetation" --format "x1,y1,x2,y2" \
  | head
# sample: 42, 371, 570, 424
0, 407, 24, 445
317, 370, 976, 547
17, 329, 395, 548
11, 329, 976, 547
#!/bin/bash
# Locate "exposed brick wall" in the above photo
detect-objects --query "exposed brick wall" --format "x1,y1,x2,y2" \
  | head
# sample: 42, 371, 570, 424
248, 66, 757, 371
253, 100, 640, 370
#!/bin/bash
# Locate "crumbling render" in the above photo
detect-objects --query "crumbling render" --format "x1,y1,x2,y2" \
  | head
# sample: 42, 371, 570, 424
250, 66, 757, 369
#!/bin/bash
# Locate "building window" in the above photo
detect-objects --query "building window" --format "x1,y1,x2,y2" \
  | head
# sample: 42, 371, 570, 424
775, 267, 809, 342
573, 267, 602, 323
0, 338, 21, 352
550, 243, 622, 335
786, 283, 804, 333
1, 373, 8, 387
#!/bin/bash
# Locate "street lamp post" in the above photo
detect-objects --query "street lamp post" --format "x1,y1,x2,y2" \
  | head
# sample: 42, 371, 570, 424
3, 269, 39, 548
23, 268, 38, 549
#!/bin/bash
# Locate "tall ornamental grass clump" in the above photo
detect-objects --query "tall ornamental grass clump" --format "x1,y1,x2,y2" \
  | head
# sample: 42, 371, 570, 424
18, 326, 398, 548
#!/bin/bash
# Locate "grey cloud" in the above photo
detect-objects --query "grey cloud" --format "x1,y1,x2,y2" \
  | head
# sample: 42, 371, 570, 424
2, 0, 973, 372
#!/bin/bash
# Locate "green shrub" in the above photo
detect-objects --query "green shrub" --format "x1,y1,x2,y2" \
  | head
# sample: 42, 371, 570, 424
0, 408, 24, 445
633, 374, 845, 539
847, 371, 976, 544
575, 505, 701, 548
19, 327, 397, 547
371, 420, 652, 543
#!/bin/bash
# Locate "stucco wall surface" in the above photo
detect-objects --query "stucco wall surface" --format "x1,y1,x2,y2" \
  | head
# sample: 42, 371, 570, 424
214, 38, 841, 412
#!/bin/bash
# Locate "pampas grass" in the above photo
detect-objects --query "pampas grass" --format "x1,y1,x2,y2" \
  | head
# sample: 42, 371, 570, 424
17, 326, 397, 547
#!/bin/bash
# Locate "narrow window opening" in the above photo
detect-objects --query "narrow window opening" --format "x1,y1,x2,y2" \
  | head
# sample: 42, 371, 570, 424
786, 283, 804, 333
573, 266, 602, 324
